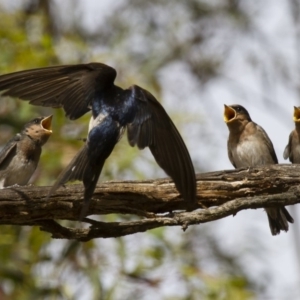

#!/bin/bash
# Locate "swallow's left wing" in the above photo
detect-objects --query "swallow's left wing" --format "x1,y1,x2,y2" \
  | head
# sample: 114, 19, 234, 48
0, 63, 117, 120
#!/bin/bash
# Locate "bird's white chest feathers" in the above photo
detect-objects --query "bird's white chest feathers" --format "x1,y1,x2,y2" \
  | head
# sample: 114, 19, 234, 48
232, 136, 272, 168
0, 155, 38, 188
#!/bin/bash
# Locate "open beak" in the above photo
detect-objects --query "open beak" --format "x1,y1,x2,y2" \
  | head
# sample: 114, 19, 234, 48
41, 115, 53, 134
293, 106, 300, 123
223, 105, 236, 123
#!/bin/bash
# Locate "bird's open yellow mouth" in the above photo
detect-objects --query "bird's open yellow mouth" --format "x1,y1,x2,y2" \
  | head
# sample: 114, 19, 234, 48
223, 105, 236, 123
41, 115, 53, 133
293, 106, 300, 122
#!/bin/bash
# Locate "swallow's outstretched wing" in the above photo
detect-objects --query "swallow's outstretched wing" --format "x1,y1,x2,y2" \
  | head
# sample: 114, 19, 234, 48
126, 85, 196, 205
0, 63, 117, 120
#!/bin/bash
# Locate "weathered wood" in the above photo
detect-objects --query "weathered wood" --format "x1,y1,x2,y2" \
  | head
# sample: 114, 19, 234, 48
0, 164, 299, 240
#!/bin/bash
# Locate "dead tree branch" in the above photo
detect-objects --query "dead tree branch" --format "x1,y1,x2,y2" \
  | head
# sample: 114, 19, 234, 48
0, 164, 299, 241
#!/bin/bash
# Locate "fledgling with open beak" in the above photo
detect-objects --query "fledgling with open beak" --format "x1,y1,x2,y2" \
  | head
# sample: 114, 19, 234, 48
283, 106, 300, 163
224, 104, 294, 236
0, 115, 52, 188
0, 63, 196, 219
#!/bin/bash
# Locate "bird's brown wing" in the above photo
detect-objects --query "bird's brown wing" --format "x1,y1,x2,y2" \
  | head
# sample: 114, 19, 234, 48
0, 63, 117, 120
126, 85, 196, 205
0, 134, 20, 168
227, 140, 237, 168
283, 132, 293, 161
255, 123, 278, 164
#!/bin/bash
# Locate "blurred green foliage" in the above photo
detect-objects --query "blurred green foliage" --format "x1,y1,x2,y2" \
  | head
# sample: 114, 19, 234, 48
0, 1, 259, 299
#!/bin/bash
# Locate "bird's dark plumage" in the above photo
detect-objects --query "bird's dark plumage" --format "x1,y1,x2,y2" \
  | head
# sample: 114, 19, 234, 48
224, 104, 294, 235
283, 106, 300, 163
0, 63, 196, 218
0, 115, 52, 187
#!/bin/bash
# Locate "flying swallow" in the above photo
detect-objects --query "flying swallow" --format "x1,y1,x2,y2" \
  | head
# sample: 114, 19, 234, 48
283, 106, 300, 163
0, 115, 52, 187
224, 104, 294, 235
0, 63, 196, 219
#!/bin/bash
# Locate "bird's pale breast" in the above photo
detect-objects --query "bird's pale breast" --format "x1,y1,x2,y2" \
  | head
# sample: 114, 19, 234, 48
231, 134, 275, 168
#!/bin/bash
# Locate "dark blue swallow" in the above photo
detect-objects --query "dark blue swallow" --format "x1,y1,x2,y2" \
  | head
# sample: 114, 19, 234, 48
224, 104, 294, 235
0, 115, 52, 188
283, 106, 300, 163
0, 63, 196, 219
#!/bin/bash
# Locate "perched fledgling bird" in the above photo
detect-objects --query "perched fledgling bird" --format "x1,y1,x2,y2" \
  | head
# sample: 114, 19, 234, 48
223, 104, 294, 235
0, 115, 52, 188
283, 106, 300, 163
0, 63, 196, 219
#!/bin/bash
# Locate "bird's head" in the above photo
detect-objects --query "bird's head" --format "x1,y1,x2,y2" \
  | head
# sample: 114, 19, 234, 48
293, 106, 300, 123
223, 104, 252, 124
23, 115, 53, 145
223, 104, 252, 133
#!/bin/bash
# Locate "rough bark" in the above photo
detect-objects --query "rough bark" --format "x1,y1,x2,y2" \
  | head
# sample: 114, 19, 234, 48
0, 164, 299, 241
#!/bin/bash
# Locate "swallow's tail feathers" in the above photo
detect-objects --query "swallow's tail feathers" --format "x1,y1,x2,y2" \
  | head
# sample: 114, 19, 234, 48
48, 145, 90, 196
47, 145, 104, 219
80, 161, 104, 220
266, 207, 294, 236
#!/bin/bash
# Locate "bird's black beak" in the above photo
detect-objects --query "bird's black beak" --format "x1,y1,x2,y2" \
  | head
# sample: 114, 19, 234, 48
293, 106, 300, 123
224, 105, 236, 123
41, 115, 53, 134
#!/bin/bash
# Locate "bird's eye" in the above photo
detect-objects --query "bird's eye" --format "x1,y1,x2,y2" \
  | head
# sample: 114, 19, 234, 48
34, 119, 39, 124
236, 107, 241, 112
